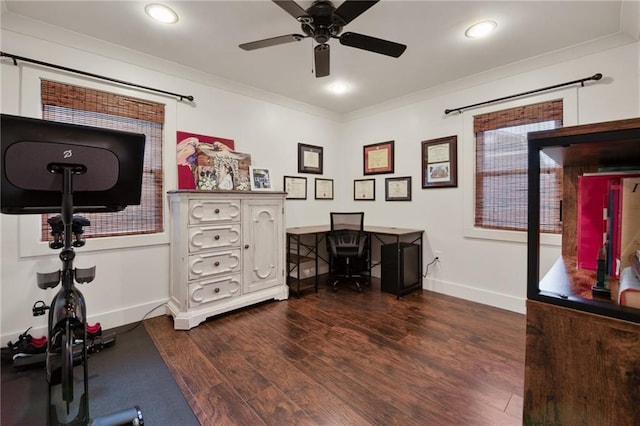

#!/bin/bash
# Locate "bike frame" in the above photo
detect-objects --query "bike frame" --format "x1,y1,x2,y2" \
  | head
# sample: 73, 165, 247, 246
46, 165, 90, 425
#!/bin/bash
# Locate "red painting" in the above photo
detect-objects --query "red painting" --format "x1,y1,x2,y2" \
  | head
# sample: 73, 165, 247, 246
176, 131, 234, 189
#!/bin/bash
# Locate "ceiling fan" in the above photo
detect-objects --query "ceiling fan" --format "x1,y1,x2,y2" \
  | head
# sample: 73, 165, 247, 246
239, 0, 406, 78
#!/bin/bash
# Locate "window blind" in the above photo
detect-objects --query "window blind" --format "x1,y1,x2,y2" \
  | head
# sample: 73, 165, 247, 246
474, 100, 563, 233
40, 80, 165, 239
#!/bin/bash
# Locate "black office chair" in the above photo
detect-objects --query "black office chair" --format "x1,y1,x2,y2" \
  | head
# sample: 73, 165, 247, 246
326, 212, 368, 292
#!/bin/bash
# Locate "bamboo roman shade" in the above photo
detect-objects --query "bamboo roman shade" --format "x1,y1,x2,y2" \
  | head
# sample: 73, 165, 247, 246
40, 80, 165, 239
474, 100, 563, 233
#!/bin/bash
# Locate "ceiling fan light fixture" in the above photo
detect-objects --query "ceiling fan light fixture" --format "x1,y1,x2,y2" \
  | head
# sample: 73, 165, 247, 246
145, 3, 179, 24
328, 82, 350, 95
465, 20, 497, 39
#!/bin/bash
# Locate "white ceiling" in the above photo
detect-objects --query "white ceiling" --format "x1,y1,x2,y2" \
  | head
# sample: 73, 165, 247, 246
2, 1, 639, 114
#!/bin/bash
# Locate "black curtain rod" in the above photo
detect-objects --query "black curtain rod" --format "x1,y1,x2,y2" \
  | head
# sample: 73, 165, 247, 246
444, 73, 602, 115
1, 51, 195, 102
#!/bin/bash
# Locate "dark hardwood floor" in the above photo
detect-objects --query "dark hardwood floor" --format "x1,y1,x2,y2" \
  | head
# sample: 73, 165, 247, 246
144, 278, 525, 425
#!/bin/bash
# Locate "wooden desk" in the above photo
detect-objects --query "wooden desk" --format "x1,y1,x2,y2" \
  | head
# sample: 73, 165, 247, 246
286, 225, 424, 297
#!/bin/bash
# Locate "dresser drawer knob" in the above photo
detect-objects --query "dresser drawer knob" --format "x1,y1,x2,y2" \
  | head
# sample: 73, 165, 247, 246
214, 261, 220, 267
214, 208, 220, 214
214, 287, 220, 293
214, 235, 220, 240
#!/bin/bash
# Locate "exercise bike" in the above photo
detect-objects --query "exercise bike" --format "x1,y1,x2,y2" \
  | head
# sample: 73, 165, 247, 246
1, 113, 148, 426
35, 165, 143, 426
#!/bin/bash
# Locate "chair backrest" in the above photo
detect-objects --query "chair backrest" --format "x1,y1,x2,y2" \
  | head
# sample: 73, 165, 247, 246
330, 212, 364, 231
326, 229, 367, 258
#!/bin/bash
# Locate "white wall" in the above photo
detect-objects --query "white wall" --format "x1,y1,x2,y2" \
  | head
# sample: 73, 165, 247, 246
340, 42, 640, 312
0, 17, 342, 342
1, 12, 638, 343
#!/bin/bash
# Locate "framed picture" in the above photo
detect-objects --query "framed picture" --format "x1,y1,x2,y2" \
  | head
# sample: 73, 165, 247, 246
385, 176, 412, 201
249, 166, 272, 191
298, 143, 323, 174
176, 131, 234, 189
421, 135, 458, 188
363, 141, 394, 175
283, 175, 307, 199
315, 178, 334, 200
354, 179, 375, 201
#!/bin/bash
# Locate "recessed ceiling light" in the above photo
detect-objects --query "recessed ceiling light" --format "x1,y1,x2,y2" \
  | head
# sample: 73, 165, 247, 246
145, 3, 178, 24
328, 82, 350, 95
465, 20, 497, 39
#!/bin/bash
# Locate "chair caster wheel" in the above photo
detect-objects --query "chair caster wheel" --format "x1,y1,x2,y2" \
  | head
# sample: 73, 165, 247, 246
357, 287, 363, 293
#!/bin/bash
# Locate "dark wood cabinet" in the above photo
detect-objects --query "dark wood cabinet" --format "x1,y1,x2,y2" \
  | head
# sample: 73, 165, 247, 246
524, 118, 640, 424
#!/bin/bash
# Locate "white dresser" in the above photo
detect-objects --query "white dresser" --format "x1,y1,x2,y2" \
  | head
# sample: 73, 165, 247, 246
167, 190, 288, 329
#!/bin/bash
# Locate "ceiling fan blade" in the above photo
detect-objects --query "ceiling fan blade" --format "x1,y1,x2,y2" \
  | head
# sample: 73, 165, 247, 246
339, 32, 406, 58
239, 34, 306, 51
334, 0, 379, 25
273, 0, 308, 20
314, 44, 330, 78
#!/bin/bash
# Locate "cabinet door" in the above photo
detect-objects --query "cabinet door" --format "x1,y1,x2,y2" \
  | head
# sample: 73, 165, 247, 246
242, 199, 284, 293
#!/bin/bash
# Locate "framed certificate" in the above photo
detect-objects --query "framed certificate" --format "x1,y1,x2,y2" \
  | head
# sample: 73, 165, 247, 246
354, 179, 375, 201
283, 176, 307, 199
314, 178, 334, 200
422, 136, 458, 188
385, 176, 412, 201
298, 143, 323, 174
363, 141, 394, 175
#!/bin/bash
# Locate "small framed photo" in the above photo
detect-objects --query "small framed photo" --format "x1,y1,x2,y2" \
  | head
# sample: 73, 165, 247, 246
421, 136, 458, 188
363, 141, 394, 175
385, 176, 412, 201
249, 166, 272, 191
315, 178, 334, 200
283, 175, 307, 200
354, 179, 375, 201
298, 143, 323, 174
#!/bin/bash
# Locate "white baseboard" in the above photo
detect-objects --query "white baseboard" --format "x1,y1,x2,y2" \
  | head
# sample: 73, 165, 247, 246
1, 298, 169, 344
424, 278, 526, 315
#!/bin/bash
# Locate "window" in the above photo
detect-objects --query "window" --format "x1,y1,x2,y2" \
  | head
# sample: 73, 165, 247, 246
474, 100, 563, 233
40, 80, 165, 239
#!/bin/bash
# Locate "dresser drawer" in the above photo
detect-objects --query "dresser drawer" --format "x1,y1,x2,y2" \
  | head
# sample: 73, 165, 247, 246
189, 224, 241, 253
188, 275, 241, 308
189, 199, 241, 225
189, 249, 241, 280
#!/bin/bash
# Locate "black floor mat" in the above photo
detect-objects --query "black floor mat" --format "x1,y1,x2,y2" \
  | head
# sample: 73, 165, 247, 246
1, 322, 199, 425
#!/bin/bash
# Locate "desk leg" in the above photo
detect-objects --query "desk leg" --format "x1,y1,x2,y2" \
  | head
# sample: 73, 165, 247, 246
396, 235, 401, 300
367, 235, 371, 287
295, 234, 301, 297
418, 233, 423, 288
286, 233, 302, 298
314, 233, 318, 293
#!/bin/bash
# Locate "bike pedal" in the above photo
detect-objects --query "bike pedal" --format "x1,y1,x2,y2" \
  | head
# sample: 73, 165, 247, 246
32, 300, 50, 316
12, 352, 46, 368
87, 334, 116, 353
49, 240, 64, 249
